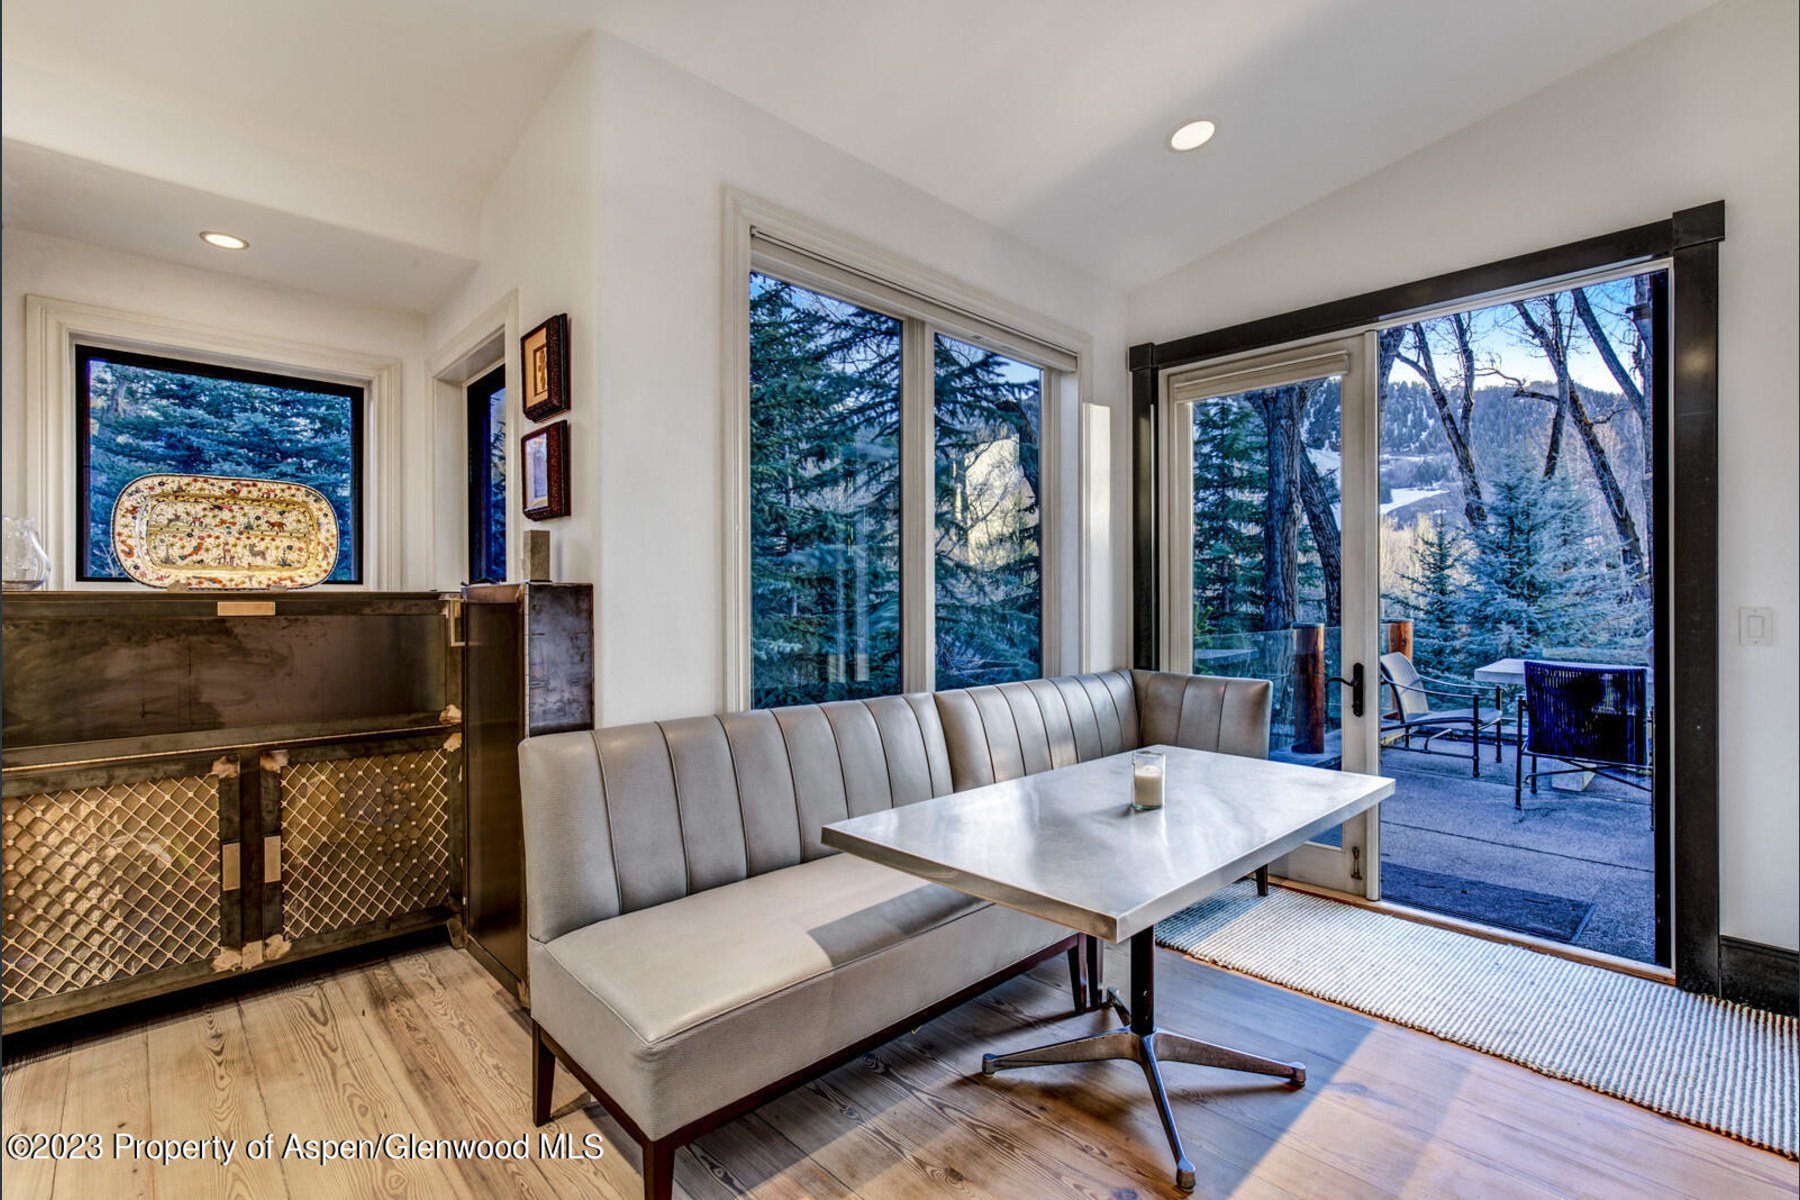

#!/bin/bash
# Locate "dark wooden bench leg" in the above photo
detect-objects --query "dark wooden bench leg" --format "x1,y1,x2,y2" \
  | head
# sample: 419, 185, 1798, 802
532, 1021, 556, 1126
1066, 943, 1085, 1012
643, 1139, 677, 1200
1255, 865, 1269, 897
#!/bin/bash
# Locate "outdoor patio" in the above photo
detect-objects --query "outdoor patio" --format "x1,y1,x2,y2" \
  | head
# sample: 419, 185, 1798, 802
1373, 741, 1655, 964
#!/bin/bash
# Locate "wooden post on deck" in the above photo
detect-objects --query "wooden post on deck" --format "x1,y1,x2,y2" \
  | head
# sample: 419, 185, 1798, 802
1386, 618, 1414, 661
1292, 624, 1326, 754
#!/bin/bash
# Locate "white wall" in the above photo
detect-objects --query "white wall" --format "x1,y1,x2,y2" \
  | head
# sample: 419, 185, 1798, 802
584, 36, 1127, 725
0, 226, 435, 587
1128, 0, 1799, 950
427, 37, 601, 594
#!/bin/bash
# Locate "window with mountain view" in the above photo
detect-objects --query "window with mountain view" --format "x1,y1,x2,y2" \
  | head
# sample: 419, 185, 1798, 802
1379, 274, 1656, 678
77, 346, 363, 582
935, 335, 1042, 689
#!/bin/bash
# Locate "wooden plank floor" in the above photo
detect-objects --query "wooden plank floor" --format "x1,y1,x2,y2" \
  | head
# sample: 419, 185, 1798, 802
3, 940, 1794, 1199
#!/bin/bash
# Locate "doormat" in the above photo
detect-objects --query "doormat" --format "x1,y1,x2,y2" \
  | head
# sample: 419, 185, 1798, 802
1379, 862, 1595, 943
1156, 883, 1797, 1159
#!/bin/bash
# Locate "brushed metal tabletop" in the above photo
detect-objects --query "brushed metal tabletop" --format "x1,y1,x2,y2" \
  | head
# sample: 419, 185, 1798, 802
822, 745, 1393, 943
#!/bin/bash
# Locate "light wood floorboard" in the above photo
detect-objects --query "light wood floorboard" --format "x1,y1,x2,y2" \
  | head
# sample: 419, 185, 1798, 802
2, 939, 1793, 1199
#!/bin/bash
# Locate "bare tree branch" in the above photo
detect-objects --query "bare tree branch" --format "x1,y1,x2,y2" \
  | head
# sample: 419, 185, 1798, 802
1513, 296, 1647, 602
1397, 321, 1487, 527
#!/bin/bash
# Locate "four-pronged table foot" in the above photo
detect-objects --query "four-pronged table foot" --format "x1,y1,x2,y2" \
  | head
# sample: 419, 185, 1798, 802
980, 929, 1306, 1192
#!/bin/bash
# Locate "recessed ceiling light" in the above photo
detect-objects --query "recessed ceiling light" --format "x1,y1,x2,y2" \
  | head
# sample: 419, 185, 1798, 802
199, 231, 249, 250
1168, 119, 1218, 152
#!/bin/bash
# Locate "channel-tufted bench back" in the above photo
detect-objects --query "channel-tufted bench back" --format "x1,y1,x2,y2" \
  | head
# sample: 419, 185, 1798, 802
520, 670, 1270, 942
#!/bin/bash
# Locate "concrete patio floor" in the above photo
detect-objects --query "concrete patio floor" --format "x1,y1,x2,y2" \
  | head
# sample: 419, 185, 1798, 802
1374, 742, 1657, 964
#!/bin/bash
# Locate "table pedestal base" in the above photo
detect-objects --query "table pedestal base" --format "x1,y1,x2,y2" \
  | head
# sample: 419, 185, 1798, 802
981, 931, 1305, 1193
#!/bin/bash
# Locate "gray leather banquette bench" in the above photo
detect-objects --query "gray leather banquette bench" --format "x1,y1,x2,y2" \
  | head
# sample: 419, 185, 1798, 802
519, 668, 1272, 1200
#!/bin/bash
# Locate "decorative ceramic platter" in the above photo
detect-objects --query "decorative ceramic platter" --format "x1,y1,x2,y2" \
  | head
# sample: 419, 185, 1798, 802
111, 474, 340, 590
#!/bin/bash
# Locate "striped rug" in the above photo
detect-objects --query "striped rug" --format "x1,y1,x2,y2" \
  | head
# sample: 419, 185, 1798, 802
1156, 883, 1798, 1159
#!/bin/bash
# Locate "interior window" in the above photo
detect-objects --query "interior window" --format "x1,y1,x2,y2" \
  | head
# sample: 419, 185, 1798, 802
76, 345, 363, 582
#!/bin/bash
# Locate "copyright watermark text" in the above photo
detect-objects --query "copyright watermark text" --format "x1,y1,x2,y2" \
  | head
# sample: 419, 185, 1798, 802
6, 1130, 604, 1165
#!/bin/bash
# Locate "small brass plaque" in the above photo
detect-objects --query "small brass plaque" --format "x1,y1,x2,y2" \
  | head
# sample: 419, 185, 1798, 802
264, 835, 282, 884
222, 843, 241, 891
216, 600, 277, 617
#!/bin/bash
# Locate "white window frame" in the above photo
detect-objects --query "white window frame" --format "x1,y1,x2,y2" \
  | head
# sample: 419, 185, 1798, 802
427, 290, 520, 590
721, 190, 1090, 709
23, 295, 404, 590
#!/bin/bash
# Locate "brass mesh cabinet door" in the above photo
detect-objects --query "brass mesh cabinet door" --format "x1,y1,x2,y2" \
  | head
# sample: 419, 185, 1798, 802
2, 756, 237, 1030
266, 733, 459, 950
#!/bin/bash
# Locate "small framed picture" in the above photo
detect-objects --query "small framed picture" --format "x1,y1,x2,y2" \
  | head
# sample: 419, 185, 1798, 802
521, 313, 570, 421
521, 421, 569, 520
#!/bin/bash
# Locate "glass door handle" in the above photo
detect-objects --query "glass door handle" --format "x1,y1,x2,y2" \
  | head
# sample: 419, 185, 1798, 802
1327, 662, 1365, 719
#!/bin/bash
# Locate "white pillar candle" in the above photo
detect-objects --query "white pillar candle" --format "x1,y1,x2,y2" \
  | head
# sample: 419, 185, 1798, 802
1131, 752, 1165, 810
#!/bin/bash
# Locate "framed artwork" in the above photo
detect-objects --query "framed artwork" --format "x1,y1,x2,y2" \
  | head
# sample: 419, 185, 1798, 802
521, 421, 569, 520
521, 313, 570, 421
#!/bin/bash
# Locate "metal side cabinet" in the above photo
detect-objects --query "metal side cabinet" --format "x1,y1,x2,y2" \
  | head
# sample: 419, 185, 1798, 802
0, 592, 464, 1033
459, 582, 593, 1003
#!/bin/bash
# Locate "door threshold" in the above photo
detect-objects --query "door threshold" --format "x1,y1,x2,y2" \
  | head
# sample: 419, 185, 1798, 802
1271, 876, 1674, 985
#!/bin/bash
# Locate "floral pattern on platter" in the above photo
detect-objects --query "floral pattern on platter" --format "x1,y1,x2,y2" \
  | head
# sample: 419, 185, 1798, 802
111, 474, 340, 590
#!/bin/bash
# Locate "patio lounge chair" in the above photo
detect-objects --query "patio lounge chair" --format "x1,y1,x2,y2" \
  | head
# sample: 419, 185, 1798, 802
1379, 652, 1503, 778
1515, 661, 1650, 809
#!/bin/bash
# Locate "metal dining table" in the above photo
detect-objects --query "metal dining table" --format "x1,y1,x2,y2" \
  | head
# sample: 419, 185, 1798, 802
822, 744, 1393, 1192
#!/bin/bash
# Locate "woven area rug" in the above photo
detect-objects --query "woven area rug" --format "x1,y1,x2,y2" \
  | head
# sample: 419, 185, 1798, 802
1156, 883, 1798, 1159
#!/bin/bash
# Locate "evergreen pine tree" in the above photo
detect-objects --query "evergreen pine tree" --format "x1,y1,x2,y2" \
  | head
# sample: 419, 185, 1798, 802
1394, 512, 1472, 677
747, 274, 903, 707
1455, 457, 1617, 665
1190, 397, 1267, 641
932, 335, 1042, 689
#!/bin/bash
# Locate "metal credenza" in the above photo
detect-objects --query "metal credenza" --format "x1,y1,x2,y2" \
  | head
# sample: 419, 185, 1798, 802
459, 582, 593, 1004
0, 592, 464, 1032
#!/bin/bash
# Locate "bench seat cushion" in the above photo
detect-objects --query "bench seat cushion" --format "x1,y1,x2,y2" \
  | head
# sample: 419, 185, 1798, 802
529, 852, 1066, 1140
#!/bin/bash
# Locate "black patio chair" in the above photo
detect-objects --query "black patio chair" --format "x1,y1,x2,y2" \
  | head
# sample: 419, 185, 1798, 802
1379, 652, 1503, 778
1515, 661, 1650, 809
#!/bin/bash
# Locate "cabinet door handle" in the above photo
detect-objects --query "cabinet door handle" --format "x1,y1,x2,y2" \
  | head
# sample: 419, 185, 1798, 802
445, 600, 469, 648
264, 835, 282, 884
222, 843, 241, 891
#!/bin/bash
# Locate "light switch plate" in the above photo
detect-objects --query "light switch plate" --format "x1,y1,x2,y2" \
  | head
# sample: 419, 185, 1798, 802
1738, 606, 1776, 646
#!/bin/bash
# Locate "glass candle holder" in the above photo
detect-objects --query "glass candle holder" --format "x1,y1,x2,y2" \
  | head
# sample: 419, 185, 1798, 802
1130, 749, 1166, 811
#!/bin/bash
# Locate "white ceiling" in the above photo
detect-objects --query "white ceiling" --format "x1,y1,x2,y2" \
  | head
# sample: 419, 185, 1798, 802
2, 142, 478, 312
2, 0, 1717, 309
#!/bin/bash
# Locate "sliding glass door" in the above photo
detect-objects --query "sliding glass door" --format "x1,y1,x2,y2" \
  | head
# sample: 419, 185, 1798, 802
1156, 274, 1666, 943
1161, 335, 1381, 897
1373, 270, 1664, 963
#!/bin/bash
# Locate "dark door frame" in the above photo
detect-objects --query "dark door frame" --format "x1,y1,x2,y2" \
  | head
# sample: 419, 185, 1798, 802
1129, 202, 1722, 995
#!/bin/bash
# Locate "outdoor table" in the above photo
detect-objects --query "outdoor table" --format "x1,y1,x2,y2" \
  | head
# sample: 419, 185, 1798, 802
1473, 657, 1652, 687
822, 745, 1393, 1192
1473, 658, 1652, 790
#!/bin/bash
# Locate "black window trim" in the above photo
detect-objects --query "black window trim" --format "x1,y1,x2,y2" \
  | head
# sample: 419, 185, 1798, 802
74, 343, 368, 585
466, 361, 508, 585
1128, 201, 1725, 998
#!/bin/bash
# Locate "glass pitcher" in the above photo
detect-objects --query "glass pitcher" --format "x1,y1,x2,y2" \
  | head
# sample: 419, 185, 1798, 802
2, 516, 51, 591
